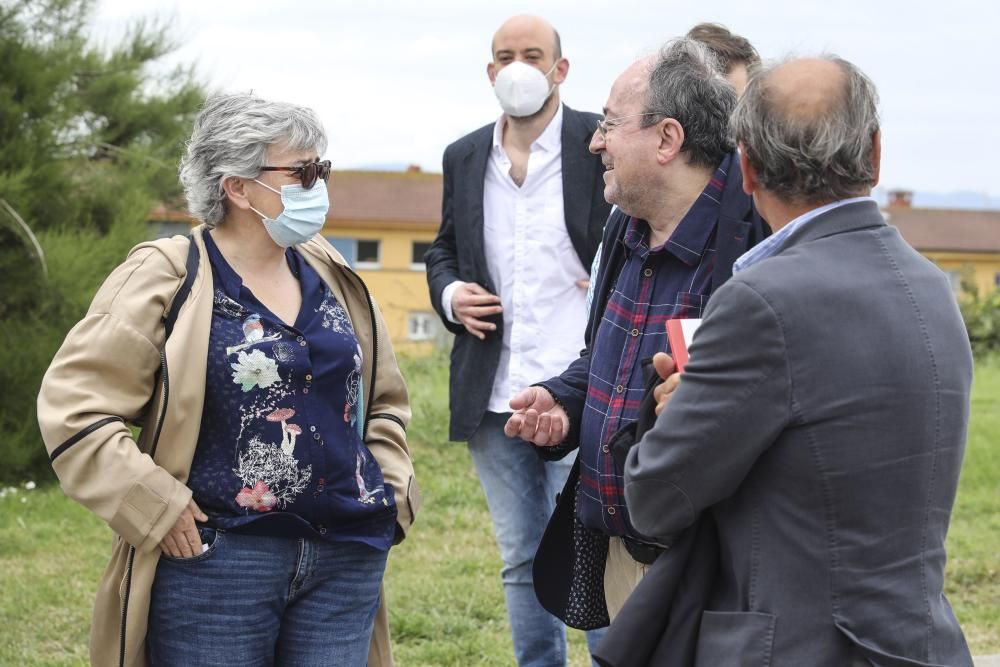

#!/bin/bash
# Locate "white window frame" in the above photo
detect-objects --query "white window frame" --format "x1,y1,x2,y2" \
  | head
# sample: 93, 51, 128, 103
407, 312, 436, 341
410, 240, 432, 271
355, 239, 381, 270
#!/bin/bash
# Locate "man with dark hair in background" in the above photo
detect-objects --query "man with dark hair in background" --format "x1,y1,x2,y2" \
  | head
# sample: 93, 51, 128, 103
687, 22, 760, 96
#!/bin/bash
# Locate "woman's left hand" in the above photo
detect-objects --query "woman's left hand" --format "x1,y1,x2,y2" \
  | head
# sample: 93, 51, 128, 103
160, 499, 209, 558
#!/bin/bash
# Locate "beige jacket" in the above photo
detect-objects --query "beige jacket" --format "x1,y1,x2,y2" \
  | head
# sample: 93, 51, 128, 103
37, 227, 420, 667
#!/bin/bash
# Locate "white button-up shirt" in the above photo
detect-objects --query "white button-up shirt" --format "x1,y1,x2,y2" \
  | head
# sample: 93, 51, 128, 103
443, 105, 590, 413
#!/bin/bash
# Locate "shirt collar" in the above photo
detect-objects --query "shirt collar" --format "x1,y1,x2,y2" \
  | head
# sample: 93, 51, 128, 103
203, 229, 244, 298
623, 153, 732, 265
733, 195, 876, 273
203, 229, 306, 301
492, 103, 564, 157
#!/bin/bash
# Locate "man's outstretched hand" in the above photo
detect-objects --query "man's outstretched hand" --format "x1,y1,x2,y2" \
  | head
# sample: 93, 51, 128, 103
504, 387, 569, 446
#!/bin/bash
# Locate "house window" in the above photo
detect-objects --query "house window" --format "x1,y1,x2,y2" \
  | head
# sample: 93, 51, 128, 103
355, 239, 381, 269
325, 236, 356, 265
411, 241, 432, 270
407, 312, 436, 341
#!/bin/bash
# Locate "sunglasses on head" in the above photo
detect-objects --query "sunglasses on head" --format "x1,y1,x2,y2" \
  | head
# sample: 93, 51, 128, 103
259, 159, 332, 189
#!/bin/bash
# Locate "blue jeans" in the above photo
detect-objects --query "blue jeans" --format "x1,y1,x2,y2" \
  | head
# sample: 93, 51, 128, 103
147, 528, 387, 666
469, 412, 605, 667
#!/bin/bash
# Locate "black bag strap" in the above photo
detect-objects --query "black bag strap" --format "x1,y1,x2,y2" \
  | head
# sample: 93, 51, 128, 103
163, 235, 199, 340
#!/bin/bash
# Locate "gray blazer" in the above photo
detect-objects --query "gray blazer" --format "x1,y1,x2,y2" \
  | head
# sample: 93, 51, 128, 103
625, 200, 974, 667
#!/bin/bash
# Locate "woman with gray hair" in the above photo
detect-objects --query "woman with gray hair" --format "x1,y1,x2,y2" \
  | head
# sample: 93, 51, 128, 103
37, 93, 418, 666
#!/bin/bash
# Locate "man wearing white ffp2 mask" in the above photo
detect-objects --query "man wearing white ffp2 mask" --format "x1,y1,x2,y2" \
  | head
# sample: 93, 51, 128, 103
424, 13, 611, 667
492, 60, 558, 118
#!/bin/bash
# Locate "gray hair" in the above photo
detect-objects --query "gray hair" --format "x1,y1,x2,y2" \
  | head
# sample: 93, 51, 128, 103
179, 93, 328, 228
731, 55, 880, 204
641, 38, 737, 169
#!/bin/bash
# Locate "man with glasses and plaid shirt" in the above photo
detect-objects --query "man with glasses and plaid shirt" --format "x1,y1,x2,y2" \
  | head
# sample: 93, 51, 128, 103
505, 37, 770, 624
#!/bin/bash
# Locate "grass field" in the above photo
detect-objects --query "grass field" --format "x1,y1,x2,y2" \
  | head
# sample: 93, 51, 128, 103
1, 353, 997, 665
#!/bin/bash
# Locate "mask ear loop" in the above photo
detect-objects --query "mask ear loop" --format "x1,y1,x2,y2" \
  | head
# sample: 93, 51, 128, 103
249, 178, 282, 220
541, 60, 560, 98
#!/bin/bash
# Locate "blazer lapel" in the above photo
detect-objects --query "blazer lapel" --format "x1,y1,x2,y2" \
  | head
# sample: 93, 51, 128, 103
561, 106, 599, 266
462, 133, 493, 279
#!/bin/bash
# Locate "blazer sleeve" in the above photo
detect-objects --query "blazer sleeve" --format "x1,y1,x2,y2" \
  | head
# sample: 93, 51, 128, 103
37, 244, 194, 553
364, 295, 420, 543
424, 146, 465, 335
624, 279, 793, 541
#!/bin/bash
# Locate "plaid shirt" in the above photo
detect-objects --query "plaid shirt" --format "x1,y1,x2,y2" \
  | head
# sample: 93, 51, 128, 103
577, 155, 731, 535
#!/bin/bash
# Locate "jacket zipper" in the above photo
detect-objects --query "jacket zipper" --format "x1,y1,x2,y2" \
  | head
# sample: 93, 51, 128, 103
119, 349, 171, 667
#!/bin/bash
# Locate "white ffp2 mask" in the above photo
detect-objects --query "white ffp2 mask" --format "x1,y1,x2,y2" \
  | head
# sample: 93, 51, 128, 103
493, 61, 557, 117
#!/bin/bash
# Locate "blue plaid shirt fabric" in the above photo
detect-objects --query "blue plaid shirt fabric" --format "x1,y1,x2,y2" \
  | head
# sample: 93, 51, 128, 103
577, 155, 732, 536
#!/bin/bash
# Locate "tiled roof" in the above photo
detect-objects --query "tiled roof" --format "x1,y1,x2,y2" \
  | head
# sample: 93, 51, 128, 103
149, 169, 444, 225
884, 207, 1000, 253
328, 170, 442, 224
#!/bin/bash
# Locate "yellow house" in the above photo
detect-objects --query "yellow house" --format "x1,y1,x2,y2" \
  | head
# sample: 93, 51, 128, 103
882, 192, 1000, 298
323, 168, 444, 355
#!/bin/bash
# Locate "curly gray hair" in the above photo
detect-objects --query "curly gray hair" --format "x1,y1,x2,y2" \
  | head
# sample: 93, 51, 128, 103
179, 93, 328, 228
732, 55, 880, 204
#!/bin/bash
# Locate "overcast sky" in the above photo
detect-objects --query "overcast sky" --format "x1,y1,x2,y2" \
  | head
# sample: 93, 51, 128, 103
91, 0, 1000, 201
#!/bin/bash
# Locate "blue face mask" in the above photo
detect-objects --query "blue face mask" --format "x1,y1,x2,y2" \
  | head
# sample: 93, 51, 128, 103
250, 179, 330, 248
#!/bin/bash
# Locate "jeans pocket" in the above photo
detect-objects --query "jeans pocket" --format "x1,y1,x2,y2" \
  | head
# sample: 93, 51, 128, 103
160, 526, 224, 564
694, 610, 777, 667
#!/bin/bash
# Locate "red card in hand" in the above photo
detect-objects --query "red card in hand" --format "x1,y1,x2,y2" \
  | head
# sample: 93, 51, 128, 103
665, 318, 702, 373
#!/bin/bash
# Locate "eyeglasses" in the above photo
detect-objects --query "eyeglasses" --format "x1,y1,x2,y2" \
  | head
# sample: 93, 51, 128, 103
596, 112, 667, 138
259, 159, 332, 189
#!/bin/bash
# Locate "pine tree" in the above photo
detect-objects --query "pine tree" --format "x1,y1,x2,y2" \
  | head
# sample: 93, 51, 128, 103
0, 0, 208, 481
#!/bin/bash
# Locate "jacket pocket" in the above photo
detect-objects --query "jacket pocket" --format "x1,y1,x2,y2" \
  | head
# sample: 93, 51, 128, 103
695, 610, 777, 667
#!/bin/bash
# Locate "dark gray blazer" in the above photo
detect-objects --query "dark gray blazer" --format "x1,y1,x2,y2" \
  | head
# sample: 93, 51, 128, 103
425, 104, 611, 441
625, 200, 974, 667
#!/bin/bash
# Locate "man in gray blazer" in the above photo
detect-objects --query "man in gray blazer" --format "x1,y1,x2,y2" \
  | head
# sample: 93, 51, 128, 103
624, 56, 974, 666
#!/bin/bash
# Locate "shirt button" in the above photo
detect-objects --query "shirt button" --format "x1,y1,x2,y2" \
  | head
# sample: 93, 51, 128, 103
630, 328, 639, 337
302, 388, 309, 394
317, 525, 327, 535
296, 335, 304, 342
607, 507, 617, 515
616, 384, 624, 393
310, 425, 317, 432
643, 268, 653, 277
313, 433, 321, 440
305, 373, 313, 381
602, 444, 610, 453
299, 340, 307, 347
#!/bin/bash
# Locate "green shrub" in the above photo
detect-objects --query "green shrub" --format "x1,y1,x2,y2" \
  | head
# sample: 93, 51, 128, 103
960, 283, 1000, 357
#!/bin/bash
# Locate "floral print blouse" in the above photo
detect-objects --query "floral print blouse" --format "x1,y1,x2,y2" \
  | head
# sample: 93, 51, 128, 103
186, 232, 396, 551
